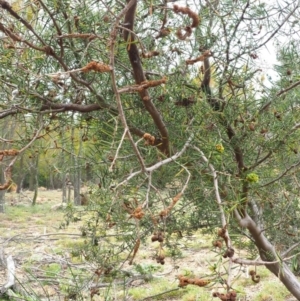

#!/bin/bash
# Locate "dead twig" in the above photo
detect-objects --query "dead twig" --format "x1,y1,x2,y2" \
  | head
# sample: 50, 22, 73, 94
0, 254, 15, 295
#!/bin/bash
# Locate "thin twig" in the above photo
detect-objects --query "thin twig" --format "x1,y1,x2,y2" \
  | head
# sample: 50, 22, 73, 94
146, 135, 194, 173
260, 160, 300, 187
143, 171, 152, 208
56, 33, 98, 39
109, 0, 146, 171
277, 80, 300, 97
253, 0, 300, 51
116, 135, 194, 188
109, 129, 128, 172
192, 145, 234, 288
192, 146, 227, 229
282, 242, 300, 258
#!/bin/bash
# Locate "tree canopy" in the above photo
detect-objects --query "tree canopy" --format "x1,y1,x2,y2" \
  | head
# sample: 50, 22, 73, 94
1, 0, 300, 299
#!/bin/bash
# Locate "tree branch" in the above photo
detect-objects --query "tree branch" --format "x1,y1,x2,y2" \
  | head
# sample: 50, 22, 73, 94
116, 135, 194, 188
277, 80, 300, 97
260, 160, 300, 187
123, 0, 169, 156
234, 210, 300, 298
109, 0, 146, 171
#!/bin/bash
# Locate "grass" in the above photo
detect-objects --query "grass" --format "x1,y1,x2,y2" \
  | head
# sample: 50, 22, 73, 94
232, 266, 272, 288
0, 189, 298, 301
129, 278, 185, 300
253, 281, 291, 301
44, 263, 61, 278
181, 288, 211, 301
129, 278, 213, 301
1, 202, 63, 223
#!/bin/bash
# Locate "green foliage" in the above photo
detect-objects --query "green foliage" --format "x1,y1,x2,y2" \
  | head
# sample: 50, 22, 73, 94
44, 263, 61, 278
1, 0, 300, 298
128, 279, 183, 300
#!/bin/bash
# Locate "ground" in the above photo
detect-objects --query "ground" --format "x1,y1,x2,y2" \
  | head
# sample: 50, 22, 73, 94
0, 189, 298, 301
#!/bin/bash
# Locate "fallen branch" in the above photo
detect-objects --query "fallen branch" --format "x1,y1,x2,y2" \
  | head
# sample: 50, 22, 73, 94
0, 254, 15, 295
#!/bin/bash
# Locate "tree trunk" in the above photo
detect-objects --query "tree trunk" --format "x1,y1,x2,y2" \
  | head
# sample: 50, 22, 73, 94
32, 154, 39, 206
74, 133, 82, 205
15, 154, 24, 194
237, 212, 300, 299
0, 167, 6, 213
28, 160, 35, 191
62, 172, 67, 203
67, 184, 72, 203
0, 191, 5, 214
71, 122, 82, 206
74, 172, 81, 206
85, 162, 92, 182
49, 171, 54, 190
60, 126, 68, 202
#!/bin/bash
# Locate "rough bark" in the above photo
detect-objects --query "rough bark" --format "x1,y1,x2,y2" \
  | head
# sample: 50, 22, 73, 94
0, 167, 6, 213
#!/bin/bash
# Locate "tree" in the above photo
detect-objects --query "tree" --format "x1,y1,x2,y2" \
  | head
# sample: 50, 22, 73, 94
1, 0, 300, 298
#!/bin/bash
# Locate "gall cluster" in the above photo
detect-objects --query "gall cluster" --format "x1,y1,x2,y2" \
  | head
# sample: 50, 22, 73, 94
151, 231, 164, 242
177, 275, 210, 287
156, 254, 165, 265
213, 291, 237, 301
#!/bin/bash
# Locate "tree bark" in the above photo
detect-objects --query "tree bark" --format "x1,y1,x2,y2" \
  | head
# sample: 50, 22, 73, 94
62, 172, 67, 203
15, 154, 24, 193
71, 124, 81, 206
0, 190, 5, 213
0, 167, 6, 213
123, 0, 169, 156
32, 154, 39, 206
60, 126, 67, 203
237, 212, 300, 299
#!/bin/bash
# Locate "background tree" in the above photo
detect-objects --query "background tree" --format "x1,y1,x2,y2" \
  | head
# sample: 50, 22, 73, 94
1, 0, 300, 299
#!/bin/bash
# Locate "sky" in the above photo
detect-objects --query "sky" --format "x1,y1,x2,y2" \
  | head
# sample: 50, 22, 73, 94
180, 0, 295, 87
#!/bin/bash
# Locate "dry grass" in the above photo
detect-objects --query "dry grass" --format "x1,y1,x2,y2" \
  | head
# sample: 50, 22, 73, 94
0, 189, 298, 301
